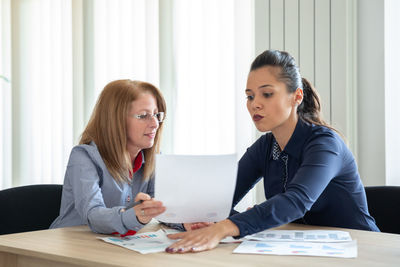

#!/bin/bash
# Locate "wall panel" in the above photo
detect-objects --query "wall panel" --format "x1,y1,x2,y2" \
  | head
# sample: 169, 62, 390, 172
331, 0, 348, 135
299, 0, 315, 85
270, 0, 284, 50
284, 0, 299, 60
314, 0, 331, 122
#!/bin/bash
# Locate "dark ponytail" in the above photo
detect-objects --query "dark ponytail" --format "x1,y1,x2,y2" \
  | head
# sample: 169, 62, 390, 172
250, 50, 332, 129
298, 78, 327, 126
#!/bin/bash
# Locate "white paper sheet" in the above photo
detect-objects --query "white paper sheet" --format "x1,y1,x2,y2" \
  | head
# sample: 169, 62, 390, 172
245, 230, 352, 243
233, 240, 358, 258
155, 154, 237, 223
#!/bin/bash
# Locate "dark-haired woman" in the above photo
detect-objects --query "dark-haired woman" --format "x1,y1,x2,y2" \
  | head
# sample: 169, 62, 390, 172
166, 50, 379, 253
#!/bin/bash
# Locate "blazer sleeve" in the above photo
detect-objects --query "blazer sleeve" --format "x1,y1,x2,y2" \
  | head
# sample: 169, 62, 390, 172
67, 147, 145, 234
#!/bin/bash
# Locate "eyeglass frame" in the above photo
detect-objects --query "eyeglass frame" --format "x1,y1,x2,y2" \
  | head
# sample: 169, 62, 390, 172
131, 111, 165, 123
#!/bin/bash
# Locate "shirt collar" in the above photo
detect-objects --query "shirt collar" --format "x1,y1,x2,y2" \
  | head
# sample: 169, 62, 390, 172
269, 119, 312, 160
271, 138, 281, 160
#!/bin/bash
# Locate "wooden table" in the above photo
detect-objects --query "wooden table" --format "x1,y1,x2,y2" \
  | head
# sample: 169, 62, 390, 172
0, 223, 399, 266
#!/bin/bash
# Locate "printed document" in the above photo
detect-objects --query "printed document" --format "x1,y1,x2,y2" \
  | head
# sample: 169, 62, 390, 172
155, 154, 237, 223
99, 228, 242, 254
245, 230, 352, 243
233, 240, 357, 258
99, 230, 174, 254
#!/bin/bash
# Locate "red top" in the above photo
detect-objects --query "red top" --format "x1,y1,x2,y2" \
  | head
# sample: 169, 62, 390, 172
129, 151, 143, 178
132, 151, 143, 174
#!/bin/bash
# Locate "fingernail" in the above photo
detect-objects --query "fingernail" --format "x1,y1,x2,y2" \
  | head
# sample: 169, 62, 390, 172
166, 247, 178, 253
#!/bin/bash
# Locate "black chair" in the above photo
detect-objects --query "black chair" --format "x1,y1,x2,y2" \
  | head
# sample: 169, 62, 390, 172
0, 184, 63, 235
365, 186, 400, 234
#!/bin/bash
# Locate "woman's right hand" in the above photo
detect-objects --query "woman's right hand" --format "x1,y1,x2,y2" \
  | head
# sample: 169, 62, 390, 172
133, 192, 166, 224
166, 219, 240, 253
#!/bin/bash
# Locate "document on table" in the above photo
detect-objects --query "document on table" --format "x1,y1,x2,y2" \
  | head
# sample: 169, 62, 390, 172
100, 228, 356, 257
154, 154, 237, 223
234, 230, 357, 258
100, 228, 240, 254
99, 229, 175, 254
245, 230, 352, 243
233, 240, 357, 258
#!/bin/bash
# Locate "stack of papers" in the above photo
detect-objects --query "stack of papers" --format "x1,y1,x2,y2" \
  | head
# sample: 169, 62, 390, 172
100, 229, 357, 258
233, 230, 357, 258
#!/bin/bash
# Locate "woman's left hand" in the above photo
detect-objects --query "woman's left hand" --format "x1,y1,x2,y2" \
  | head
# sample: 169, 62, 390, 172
166, 219, 239, 253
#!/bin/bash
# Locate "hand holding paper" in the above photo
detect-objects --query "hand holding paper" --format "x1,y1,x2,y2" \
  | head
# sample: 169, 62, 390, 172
132, 193, 166, 224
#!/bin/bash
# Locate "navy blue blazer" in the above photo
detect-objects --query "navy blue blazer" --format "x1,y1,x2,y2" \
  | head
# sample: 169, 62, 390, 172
229, 119, 379, 237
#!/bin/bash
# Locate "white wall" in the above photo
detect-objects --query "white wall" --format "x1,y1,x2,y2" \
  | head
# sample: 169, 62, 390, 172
357, 0, 386, 185
384, 0, 400, 185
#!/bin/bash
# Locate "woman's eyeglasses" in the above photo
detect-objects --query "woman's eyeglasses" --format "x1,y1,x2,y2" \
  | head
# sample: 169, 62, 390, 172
132, 112, 164, 123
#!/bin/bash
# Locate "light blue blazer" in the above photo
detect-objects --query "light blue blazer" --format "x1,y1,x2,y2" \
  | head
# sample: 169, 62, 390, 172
50, 142, 153, 234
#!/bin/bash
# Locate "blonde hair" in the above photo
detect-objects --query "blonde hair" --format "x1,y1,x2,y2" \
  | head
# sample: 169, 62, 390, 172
80, 79, 166, 183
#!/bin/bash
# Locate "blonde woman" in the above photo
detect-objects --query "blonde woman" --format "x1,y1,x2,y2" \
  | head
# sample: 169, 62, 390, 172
51, 80, 169, 234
